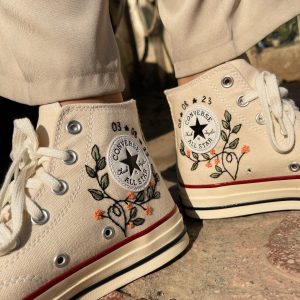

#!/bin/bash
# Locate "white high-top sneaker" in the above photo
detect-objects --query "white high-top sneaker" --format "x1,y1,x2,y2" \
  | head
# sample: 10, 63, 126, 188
0, 100, 188, 300
165, 59, 300, 219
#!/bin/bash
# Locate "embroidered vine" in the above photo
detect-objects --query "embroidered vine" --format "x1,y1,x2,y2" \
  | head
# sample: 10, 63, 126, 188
180, 110, 250, 180
86, 145, 160, 236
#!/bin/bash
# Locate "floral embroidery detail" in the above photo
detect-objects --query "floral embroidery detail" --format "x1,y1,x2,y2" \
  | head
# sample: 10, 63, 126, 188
86, 145, 161, 236
180, 110, 249, 180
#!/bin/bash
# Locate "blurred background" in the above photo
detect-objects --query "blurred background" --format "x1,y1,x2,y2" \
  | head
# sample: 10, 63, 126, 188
0, 0, 300, 182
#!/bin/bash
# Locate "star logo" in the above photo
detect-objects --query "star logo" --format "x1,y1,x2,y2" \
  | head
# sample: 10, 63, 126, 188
190, 118, 207, 139
120, 148, 141, 176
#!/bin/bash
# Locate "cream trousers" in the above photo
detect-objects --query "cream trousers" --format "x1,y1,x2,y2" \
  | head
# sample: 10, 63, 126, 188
0, 0, 299, 105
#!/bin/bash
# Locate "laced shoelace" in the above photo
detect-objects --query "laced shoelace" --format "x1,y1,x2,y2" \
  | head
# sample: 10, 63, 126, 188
0, 118, 69, 256
242, 71, 298, 154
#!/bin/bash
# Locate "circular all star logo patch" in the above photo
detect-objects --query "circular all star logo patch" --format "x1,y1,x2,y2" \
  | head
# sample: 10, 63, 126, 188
108, 135, 151, 192
181, 105, 220, 153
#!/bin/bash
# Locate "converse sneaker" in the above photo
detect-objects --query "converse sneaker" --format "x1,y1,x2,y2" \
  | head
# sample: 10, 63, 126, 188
165, 59, 300, 219
0, 100, 188, 299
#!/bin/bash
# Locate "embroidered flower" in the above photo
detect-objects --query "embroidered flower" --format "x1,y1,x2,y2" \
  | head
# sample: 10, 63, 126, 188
127, 222, 135, 229
145, 206, 152, 216
126, 203, 133, 210
186, 149, 191, 157
206, 162, 212, 168
214, 158, 220, 165
210, 148, 216, 155
241, 144, 250, 154
127, 192, 135, 200
149, 178, 155, 188
93, 209, 104, 220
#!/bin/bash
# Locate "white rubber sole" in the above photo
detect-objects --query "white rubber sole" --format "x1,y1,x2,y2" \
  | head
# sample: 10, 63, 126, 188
35, 208, 188, 300
180, 178, 300, 219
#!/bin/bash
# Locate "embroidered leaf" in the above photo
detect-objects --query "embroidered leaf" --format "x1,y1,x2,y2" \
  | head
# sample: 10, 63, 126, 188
85, 165, 97, 178
224, 110, 231, 122
154, 173, 160, 182
154, 191, 160, 199
88, 189, 104, 201
191, 162, 198, 171
133, 218, 145, 226
180, 148, 185, 156
92, 145, 101, 162
180, 140, 184, 150
215, 165, 222, 173
147, 187, 153, 199
100, 173, 109, 190
210, 173, 221, 178
232, 124, 241, 134
201, 153, 210, 160
192, 152, 199, 160
222, 120, 230, 130
112, 204, 121, 217
229, 138, 239, 149
96, 157, 106, 170
135, 191, 145, 203
221, 130, 228, 142
130, 207, 137, 219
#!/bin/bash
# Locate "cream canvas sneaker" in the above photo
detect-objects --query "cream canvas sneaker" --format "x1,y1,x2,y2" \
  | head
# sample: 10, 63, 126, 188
165, 59, 300, 219
0, 100, 188, 299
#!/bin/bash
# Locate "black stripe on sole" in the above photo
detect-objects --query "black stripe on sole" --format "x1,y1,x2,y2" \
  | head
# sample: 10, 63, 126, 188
182, 197, 300, 211
71, 226, 188, 299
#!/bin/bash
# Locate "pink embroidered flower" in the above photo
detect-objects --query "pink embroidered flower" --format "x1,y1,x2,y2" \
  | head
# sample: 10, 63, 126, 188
93, 209, 104, 220
145, 206, 152, 216
206, 162, 212, 168
126, 203, 133, 211
128, 192, 135, 200
210, 148, 216, 155
241, 144, 250, 154
127, 222, 135, 229
214, 158, 220, 165
149, 179, 155, 188
186, 149, 191, 157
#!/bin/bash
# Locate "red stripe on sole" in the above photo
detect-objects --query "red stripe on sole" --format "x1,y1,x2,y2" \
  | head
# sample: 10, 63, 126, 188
180, 175, 300, 189
23, 206, 177, 300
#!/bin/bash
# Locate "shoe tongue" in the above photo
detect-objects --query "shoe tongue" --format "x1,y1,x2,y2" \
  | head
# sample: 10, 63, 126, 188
226, 59, 259, 90
36, 102, 62, 148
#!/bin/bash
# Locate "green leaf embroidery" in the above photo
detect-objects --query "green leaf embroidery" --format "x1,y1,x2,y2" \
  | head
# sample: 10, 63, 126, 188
88, 189, 104, 200
222, 120, 230, 130
191, 162, 198, 171
229, 138, 239, 149
221, 130, 228, 142
201, 153, 210, 160
130, 207, 137, 219
232, 124, 241, 134
147, 187, 153, 199
154, 191, 160, 199
85, 165, 97, 178
96, 157, 106, 170
192, 152, 199, 160
215, 165, 222, 173
91, 145, 101, 162
210, 173, 221, 178
100, 173, 109, 190
133, 218, 145, 226
135, 191, 145, 203
224, 110, 231, 122
180, 148, 185, 156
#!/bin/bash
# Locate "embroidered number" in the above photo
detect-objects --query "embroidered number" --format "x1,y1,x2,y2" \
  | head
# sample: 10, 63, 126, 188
112, 122, 122, 132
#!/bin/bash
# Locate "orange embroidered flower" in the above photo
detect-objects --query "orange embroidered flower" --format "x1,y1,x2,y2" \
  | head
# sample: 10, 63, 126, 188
149, 178, 155, 188
93, 209, 104, 220
126, 203, 133, 210
127, 222, 135, 229
210, 148, 216, 155
214, 158, 220, 165
145, 206, 152, 216
128, 192, 135, 200
206, 162, 212, 168
186, 149, 191, 157
241, 144, 250, 154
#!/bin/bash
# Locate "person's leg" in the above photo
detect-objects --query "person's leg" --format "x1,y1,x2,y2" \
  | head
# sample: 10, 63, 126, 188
0, 1, 188, 299
160, 0, 300, 219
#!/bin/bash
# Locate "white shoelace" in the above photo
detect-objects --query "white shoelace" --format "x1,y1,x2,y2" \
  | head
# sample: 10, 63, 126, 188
0, 118, 69, 256
243, 71, 298, 154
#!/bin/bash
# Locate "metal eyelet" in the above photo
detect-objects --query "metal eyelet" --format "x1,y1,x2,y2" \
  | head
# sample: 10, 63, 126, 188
66, 120, 82, 135
64, 150, 78, 165
236, 95, 249, 107
221, 76, 234, 88
52, 180, 68, 195
31, 209, 49, 225
256, 112, 265, 125
289, 162, 300, 172
102, 226, 115, 240
54, 253, 69, 268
